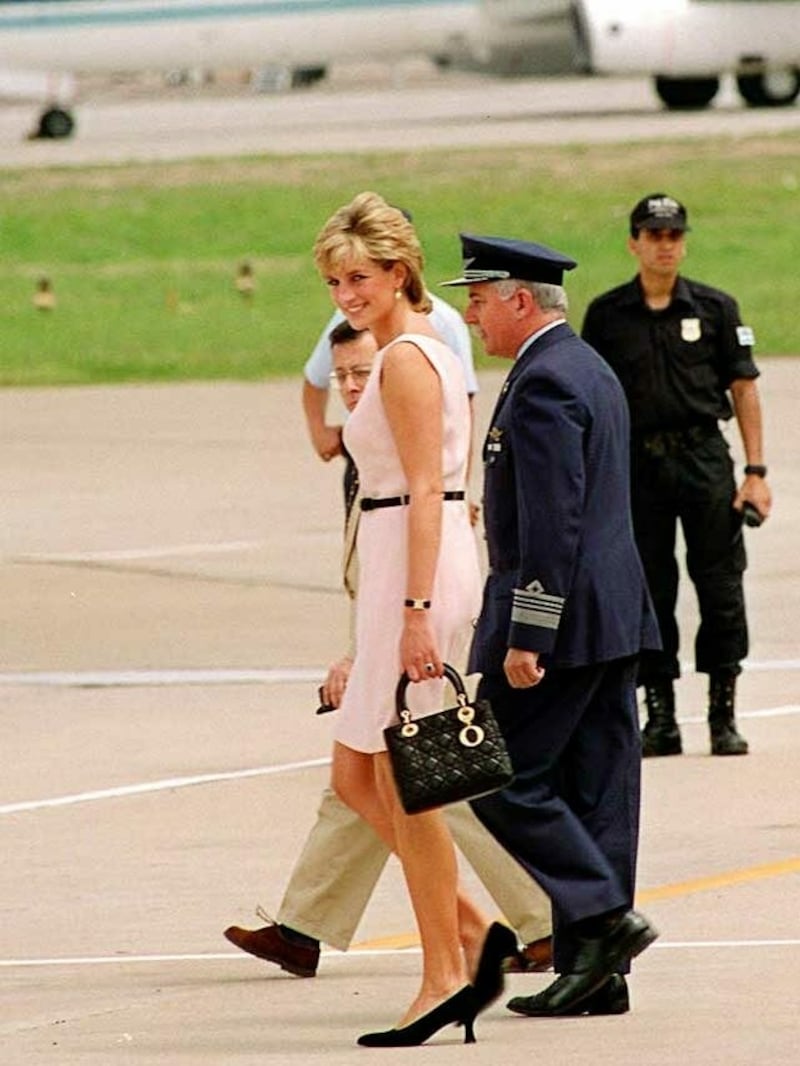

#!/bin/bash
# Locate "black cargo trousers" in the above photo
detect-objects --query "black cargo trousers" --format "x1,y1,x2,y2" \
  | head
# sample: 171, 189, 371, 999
630, 427, 748, 682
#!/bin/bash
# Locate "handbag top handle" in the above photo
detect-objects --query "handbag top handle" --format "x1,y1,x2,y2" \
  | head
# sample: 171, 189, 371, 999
394, 662, 468, 719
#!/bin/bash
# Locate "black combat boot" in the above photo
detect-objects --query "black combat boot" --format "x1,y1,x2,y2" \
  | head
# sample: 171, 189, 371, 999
641, 681, 682, 757
708, 672, 749, 756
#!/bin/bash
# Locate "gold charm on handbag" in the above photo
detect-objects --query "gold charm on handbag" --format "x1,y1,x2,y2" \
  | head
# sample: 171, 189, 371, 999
456, 703, 485, 748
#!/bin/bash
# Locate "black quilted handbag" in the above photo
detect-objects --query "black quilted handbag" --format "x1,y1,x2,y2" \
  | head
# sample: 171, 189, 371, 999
384, 663, 514, 815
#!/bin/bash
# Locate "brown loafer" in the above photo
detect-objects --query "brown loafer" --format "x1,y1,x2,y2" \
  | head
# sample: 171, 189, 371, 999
223, 923, 319, 977
505, 935, 553, 974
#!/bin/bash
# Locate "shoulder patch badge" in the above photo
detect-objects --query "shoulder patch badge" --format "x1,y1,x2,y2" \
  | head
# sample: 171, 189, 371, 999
736, 325, 755, 347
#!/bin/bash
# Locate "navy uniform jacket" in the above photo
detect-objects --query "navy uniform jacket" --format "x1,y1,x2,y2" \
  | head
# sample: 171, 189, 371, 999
470, 322, 660, 673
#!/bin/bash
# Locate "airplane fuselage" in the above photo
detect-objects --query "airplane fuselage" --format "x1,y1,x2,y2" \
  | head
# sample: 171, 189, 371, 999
2, 0, 798, 139
0, 0, 479, 72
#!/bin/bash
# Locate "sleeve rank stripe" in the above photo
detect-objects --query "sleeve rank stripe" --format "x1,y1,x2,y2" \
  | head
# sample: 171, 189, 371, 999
511, 587, 564, 630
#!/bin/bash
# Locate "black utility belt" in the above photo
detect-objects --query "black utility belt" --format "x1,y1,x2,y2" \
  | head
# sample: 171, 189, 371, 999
636, 423, 719, 457
360, 491, 465, 512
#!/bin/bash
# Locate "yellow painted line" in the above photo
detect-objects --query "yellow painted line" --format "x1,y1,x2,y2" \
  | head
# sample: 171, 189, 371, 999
351, 856, 800, 953
637, 856, 800, 903
358, 932, 421, 951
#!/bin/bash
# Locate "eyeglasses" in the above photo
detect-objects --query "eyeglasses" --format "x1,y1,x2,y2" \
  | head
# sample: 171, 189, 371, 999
329, 366, 372, 387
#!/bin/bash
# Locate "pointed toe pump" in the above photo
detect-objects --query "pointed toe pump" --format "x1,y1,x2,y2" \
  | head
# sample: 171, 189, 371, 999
357, 986, 478, 1047
473, 921, 519, 1011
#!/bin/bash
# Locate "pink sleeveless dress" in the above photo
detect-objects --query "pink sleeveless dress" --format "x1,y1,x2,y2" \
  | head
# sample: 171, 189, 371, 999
337, 333, 482, 753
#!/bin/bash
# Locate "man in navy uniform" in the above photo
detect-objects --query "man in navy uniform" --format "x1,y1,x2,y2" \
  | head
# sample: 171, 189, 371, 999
441, 234, 660, 1017
582, 194, 771, 758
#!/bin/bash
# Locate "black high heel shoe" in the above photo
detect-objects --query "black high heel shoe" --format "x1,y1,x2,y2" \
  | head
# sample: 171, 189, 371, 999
357, 985, 478, 1047
472, 921, 519, 1011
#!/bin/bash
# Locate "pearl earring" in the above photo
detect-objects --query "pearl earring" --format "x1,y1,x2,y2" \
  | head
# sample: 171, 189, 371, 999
395, 289, 402, 301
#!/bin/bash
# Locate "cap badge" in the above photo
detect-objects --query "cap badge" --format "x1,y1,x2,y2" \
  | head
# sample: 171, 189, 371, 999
649, 196, 681, 217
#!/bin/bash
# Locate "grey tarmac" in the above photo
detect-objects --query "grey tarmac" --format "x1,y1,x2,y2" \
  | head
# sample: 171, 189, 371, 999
1, 64, 800, 167
1, 362, 798, 1064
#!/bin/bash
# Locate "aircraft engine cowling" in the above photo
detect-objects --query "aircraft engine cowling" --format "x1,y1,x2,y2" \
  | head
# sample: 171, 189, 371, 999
573, 0, 800, 78
572, 0, 800, 109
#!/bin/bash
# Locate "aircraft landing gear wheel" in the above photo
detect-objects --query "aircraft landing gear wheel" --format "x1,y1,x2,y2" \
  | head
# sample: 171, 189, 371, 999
290, 66, 326, 88
36, 107, 75, 139
736, 69, 800, 108
654, 75, 720, 110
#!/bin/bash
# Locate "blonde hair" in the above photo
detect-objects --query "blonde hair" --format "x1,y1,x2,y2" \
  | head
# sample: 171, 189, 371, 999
313, 191, 432, 314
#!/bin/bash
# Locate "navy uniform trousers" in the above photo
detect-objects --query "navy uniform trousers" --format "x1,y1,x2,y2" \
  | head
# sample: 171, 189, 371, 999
472, 656, 641, 974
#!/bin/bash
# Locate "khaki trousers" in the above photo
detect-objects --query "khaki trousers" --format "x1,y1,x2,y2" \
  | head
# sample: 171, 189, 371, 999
277, 786, 551, 951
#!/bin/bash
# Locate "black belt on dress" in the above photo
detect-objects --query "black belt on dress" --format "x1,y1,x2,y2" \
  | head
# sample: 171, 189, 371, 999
360, 490, 465, 512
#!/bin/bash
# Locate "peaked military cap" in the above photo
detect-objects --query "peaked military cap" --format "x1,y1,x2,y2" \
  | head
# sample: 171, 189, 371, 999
440, 233, 577, 287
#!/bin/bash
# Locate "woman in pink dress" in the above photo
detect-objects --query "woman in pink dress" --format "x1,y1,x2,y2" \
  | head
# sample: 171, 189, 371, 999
313, 192, 516, 1047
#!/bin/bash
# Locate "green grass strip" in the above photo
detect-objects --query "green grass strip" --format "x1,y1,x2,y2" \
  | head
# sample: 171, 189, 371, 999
2, 135, 798, 386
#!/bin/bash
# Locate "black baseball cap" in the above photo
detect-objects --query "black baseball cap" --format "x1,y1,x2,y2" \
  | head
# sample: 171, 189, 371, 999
630, 194, 689, 235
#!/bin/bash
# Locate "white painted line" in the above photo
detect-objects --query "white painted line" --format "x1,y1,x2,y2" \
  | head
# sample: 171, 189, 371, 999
653, 940, 800, 950
0, 697, 797, 815
736, 659, 800, 672
679, 704, 800, 725
0, 757, 331, 816
4, 704, 798, 816
1, 939, 798, 969
12, 539, 267, 563
679, 659, 800, 673
0, 949, 420, 968
0, 667, 324, 687
1, 661, 797, 688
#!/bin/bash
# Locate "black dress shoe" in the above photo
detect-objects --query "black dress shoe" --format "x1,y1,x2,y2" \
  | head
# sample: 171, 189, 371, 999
357, 986, 478, 1047
507, 910, 657, 1015
472, 922, 519, 1011
508, 974, 629, 1017
595, 909, 659, 971
223, 922, 319, 977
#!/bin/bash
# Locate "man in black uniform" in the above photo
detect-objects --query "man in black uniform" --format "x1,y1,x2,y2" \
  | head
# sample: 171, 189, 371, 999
582, 194, 772, 757
442, 234, 660, 1017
